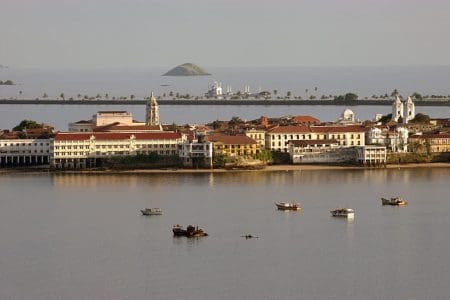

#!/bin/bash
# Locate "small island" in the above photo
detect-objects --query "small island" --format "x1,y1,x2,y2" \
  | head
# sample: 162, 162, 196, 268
0, 80, 14, 85
163, 63, 211, 76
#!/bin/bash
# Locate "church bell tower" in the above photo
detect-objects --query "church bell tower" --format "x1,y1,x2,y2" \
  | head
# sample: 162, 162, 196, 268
146, 92, 160, 126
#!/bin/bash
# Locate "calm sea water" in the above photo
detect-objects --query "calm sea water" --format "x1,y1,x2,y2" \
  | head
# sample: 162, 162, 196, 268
1, 66, 450, 129
1, 169, 449, 300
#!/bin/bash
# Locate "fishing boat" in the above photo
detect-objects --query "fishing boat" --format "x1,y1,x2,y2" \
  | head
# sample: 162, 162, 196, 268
140, 208, 163, 215
275, 202, 301, 211
381, 197, 408, 206
172, 224, 208, 237
330, 208, 355, 218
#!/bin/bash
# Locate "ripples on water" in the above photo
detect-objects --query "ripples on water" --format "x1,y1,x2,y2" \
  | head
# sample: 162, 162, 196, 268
0, 169, 449, 300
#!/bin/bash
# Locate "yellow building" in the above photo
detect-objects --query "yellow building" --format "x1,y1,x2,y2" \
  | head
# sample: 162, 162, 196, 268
209, 134, 260, 157
245, 128, 266, 149
409, 133, 450, 153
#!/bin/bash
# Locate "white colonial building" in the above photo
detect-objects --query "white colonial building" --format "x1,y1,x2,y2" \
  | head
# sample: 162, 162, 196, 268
266, 125, 366, 152
51, 132, 186, 168
179, 139, 213, 168
366, 126, 408, 152
356, 146, 387, 165
0, 138, 51, 167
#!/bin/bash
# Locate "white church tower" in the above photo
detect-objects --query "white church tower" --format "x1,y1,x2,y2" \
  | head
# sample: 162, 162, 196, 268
146, 92, 160, 126
392, 96, 404, 122
403, 96, 415, 123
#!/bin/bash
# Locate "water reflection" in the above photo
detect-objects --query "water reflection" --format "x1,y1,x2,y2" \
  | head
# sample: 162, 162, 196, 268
50, 168, 450, 189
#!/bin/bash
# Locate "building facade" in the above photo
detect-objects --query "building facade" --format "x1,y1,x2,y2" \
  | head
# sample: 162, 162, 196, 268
0, 138, 51, 167
51, 132, 186, 168
356, 146, 387, 165
409, 133, 450, 153
209, 134, 260, 157
245, 128, 266, 149
179, 140, 213, 168
366, 126, 408, 152
266, 125, 366, 152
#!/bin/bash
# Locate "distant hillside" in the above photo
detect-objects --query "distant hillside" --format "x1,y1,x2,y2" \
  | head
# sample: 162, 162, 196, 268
163, 63, 211, 76
0, 80, 14, 85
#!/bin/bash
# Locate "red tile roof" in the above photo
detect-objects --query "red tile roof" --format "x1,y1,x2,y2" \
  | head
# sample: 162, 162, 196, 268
54, 132, 182, 141
94, 125, 162, 132
410, 133, 450, 139
208, 134, 257, 145
268, 125, 311, 133
311, 125, 366, 133
290, 115, 320, 124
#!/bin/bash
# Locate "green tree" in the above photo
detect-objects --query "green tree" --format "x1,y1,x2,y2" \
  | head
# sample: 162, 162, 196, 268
410, 113, 430, 124
42, 93, 48, 99
344, 93, 358, 101
13, 119, 41, 131
212, 120, 222, 130
60, 93, 65, 100
411, 92, 422, 100
378, 113, 392, 124
286, 91, 292, 98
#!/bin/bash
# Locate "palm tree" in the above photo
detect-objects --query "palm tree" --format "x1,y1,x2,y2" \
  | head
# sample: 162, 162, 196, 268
130, 94, 135, 100
43, 93, 48, 99
105, 93, 109, 100
273, 89, 278, 96
305, 89, 309, 98
18, 90, 23, 99
77, 94, 82, 100
60, 93, 65, 100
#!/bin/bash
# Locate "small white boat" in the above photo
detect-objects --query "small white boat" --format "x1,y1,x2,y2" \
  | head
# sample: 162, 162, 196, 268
330, 208, 354, 218
275, 202, 301, 211
141, 208, 163, 216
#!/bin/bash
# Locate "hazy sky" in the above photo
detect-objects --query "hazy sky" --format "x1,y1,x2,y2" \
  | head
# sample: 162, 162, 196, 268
1, 0, 450, 69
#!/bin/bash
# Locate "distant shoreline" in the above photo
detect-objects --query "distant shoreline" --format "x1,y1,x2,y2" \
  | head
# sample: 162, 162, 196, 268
1, 162, 449, 175
1, 99, 450, 106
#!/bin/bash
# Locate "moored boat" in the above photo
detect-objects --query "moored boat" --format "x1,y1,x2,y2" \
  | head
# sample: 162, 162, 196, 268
141, 208, 163, 215
172, 224, 208, 237
330, 208, 355, 218
275, 202, 301, 211
381, 197, 408, 206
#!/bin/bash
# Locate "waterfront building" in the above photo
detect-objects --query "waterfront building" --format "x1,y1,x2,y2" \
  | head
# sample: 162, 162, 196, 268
288, 140, 345, 163
366, 126, 409, 152
0, 138, 51, 167
356, 146, 387, 165
179, 138, 213, 168
245, 128, 267, 149
408, 132, 450, 153
146, 92, 160, 126
51, 132, 186, 168
208, 134, 260, 157
266, 125, 366, 152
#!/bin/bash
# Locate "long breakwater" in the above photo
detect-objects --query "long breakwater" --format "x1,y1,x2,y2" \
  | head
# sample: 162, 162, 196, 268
1, 99, 450, 106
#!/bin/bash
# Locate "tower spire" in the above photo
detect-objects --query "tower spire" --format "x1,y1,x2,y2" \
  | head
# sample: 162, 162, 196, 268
146, 91, 160, 125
